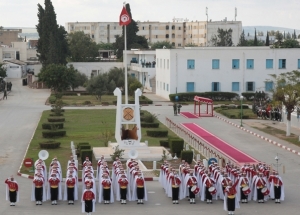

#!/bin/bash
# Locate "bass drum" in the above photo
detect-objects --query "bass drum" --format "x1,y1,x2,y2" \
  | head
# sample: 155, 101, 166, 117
261, 187, 270, 196
242, 186, 251, 195
191, 186, 200, 195
208, 186, 217, 195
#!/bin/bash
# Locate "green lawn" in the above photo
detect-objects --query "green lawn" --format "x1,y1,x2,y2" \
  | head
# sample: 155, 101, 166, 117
21, 109, 178, 175
214, 107, 257, 119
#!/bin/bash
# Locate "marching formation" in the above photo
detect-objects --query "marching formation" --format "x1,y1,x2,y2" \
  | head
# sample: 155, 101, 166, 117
159, 160, 285, 215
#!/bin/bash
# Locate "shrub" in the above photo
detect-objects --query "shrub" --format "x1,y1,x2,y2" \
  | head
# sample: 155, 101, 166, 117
81, 149, 93, 164
110, 145, 125, 161
101, 102, 109, 106
181, 150, 193, 164
39, 141, 61, 149
42, 122, 64, 129
143, 113, 158, 123
51, 109, 65, 112
146, 130, 168, 137
236, 105, 249, 109
169, 138, 184, 157
141, 122, 159, 128
77, 142, 90, 149
159, 140, 169, 148
48, 95, 56, 104
42, 130, 66, 138
50, 113, 64, 117
47, 117, 65, 122
82, 101, 92, 105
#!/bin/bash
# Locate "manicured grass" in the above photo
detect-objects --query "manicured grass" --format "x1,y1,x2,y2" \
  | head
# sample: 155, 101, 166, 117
20, 109, 178, 175
214, 107, 257, 119
252, 126, 300, 147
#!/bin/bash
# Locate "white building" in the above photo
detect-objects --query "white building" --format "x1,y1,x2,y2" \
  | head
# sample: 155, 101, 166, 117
154, 47, 300, 99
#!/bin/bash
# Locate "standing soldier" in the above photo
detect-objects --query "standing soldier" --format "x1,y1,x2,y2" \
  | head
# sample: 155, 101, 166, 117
82, 184, 95, 215
31, 173, 46, 205
177, 103, 182, 114
269, 171, 284, 203
117, 174, 130, 204
3, 89, 7, 100
5, 176, 19, 206
173, 103, 177, 116
133, 172, 148, 204
169, 171, 182, 204
99, 173, 114, 204
224, 180, 240, 215
64, 174, 78, 205
47, 174, 61, 205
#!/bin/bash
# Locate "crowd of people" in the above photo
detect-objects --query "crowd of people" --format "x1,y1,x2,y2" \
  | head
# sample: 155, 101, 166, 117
159, 160, 284, 215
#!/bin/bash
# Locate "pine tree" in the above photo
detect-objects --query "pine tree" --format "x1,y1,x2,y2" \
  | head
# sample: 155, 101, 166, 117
265, 31, 270, 46
36, 0, 68, 67
237, 30, 247, 46
293, 29, 297, 39
254, 28, 258, 46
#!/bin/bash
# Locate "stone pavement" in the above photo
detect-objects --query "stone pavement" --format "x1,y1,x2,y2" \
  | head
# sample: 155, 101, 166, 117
0, 81, 300, 215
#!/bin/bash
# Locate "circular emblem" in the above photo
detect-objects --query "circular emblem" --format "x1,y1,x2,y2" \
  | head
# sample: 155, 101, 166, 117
121, 14, 130, 23
123, 107, 134, 121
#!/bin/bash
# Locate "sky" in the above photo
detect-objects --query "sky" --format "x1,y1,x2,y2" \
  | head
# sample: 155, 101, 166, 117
0, 0, 300, 30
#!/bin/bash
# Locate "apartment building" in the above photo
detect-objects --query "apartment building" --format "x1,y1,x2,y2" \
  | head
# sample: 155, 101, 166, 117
0, 29, 22, 47
66, 19, 242, 47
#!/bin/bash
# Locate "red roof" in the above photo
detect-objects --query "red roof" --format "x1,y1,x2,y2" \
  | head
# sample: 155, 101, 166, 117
194, 96, 213, 103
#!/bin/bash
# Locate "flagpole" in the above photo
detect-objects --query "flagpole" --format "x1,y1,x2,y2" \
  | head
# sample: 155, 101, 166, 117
124, 24, 128, 105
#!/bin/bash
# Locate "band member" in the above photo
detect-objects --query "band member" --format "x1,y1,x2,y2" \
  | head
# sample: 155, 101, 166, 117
31, 173, 46, 205
224, 180, 240, 215
99, 173, 114, 204
82, 184, 95, 215
132, 172, 148, 204
253, 173, 267, 203
64, 174, 78, 205
184, 171, 198, 204
237, 172, 251, 203
47, 174, 62, 205
201, 172, 216, 204
169, 171, 182, 204
117, 174, 130, 204
269, 171, 284, 203
5, 176, 19, 206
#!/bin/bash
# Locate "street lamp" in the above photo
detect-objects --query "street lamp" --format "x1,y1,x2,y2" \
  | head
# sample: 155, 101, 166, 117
240, 95, 244, 127
274, 153, 280, 172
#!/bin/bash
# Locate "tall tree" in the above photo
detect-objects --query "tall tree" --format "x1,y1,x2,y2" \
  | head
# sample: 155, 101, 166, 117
114, 3, 148, 58
275, 31, 283, 47
265, 31, 270, 46
36, 0, 69, 66
254, 28, 258, 46
286, 32, 291, 39
281, 39, 300, 48
68, 31, 99, 62
210, 28, 233, 46
237, 30, 247, 46
270, 70, 300, 136
150, 41, 173, 49
293, 29, 297, 39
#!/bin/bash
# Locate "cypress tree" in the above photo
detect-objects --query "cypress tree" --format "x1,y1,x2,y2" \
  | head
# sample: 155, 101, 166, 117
237, 30, 247, 46
293, 29, 297, 39
254, 28, 258, 46
265, 31, 270, 46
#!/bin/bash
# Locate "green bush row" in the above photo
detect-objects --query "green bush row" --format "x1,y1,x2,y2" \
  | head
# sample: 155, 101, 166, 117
146, 130, 168, 137
141, 123, 159, 128
39, 141, 61, 149
49, 113, 64, 117
81, 149, 93, 164
169, 138, 184, 157
42, 122, 64, 129
47, 117, 65, 122
42, 130, 66, 138
181, 150, 193, 164
159, 140, 169, 148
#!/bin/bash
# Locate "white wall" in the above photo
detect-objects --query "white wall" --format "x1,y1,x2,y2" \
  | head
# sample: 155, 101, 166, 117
156, 47, 300, 99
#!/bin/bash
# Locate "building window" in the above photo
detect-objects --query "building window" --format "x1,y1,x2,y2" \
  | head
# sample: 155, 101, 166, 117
155, 35, 158, 38
212, 59, 220, 69
167, 84, 169, 91
187, 82, 195, 92
172, 33, 175, 38
279, 59, 286, 69
232, 82, 239, 91
167, 59, 169, 69
266, 59, 273, 69
187, 59, 195, 69
172, 42, 175, 46
246, 82, 255, 91
232, 59, 240, 69
178, 43, 181, 47
163, 83, 165, 90
247, 59, 254, 69
211, 82, 220, 92
166, 34, 169, 38
160, 59, 162, 68
298, 59, 300, 69
265, 81, 273, 91
166, 25, 169, 30
172, 25, 175, 30
179, 27, 181, 30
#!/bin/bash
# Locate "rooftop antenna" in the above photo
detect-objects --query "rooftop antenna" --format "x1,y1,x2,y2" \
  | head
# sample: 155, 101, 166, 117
235, 7, 237, 21
206, 7, 208, 22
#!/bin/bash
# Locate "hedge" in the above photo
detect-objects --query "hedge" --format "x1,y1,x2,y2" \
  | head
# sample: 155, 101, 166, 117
42, 130, 66, 138
51, 109, 65, 112
146, 130, 168, 137
80, 149, 93, 164
141, 123, 159, 128
50, 113, 64, 117
42, 122, 64, 129
236, 105, 250, 109
169, 138, 184, 157
77, 142, 90, 149
181, 150, 193, 164
159, 140, 169, 148
39, 141, 61, 149
48, 95, 56, 104
47, 117, 65, 122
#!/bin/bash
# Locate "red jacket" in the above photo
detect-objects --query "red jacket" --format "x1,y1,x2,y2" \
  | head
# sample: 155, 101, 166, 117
5, 179, 18, 191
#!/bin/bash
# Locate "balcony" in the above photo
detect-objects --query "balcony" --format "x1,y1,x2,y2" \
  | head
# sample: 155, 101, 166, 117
129, 63, 156, 79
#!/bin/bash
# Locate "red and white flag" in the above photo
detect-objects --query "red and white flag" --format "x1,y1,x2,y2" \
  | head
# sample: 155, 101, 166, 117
119, 6, 131, 26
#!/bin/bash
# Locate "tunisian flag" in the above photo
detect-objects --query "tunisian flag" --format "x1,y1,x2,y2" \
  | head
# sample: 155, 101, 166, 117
119, 6, 131, 26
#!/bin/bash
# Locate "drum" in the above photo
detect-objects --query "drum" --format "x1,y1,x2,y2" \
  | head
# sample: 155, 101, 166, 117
261, 187, 270, 196
242, 186, 251, 195
191, 186, 200, 195
208, 187, 217, 195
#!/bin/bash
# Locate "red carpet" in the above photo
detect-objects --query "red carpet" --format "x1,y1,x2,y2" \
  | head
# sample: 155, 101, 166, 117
180, 112, 199, 118
181, 123, 258, 164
